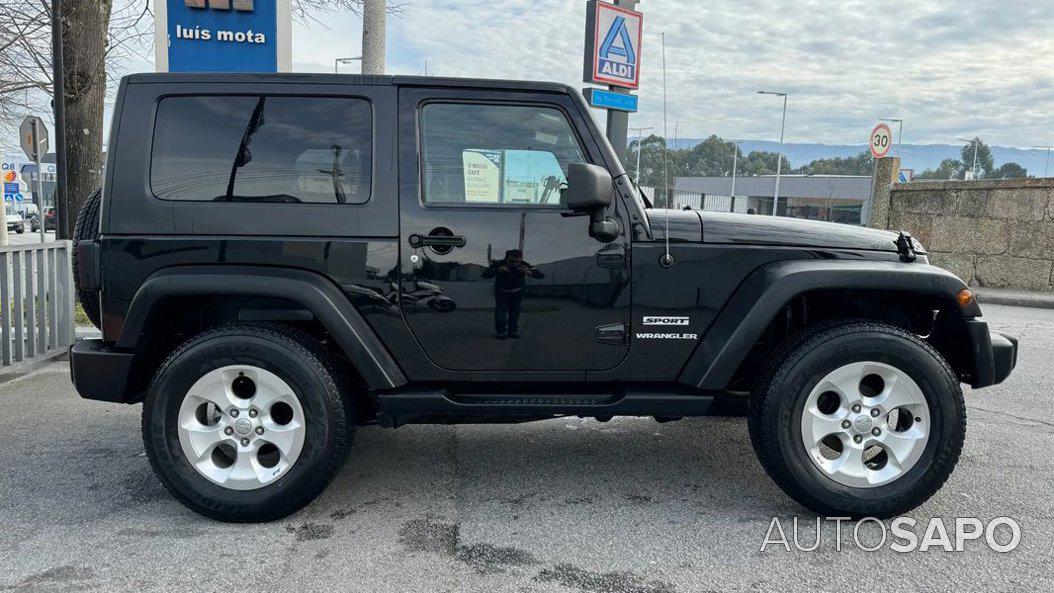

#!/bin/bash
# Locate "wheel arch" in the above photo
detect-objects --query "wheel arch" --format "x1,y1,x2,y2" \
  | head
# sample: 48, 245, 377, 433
678, 259, 981, 391
116, 265, 407, 401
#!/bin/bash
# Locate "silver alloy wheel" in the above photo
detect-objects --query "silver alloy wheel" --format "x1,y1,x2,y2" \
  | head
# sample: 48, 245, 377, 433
800, 361, 930, 488
177, 365, 306, 491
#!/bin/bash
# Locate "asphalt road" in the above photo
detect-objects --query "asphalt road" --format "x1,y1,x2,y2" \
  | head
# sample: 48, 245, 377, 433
0, 304, 1050, 593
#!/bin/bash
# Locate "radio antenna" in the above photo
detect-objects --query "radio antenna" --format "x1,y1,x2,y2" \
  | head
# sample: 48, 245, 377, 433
660, 32, 673, 268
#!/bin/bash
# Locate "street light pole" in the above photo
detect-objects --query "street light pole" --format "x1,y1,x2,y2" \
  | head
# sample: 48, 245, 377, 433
956, 137, 980, 179
881, 118, 904, 158
758, 90, 788, 216
334, 57, 362, 73
1032, 145, 1052, 178
729, 140, 742, 200
629, 126, 653, 180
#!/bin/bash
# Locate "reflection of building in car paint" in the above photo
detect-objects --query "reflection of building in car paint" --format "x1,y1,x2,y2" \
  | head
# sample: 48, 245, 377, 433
671, 175, 874, 225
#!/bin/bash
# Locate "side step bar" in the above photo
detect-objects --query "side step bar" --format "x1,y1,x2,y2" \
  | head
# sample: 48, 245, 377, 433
375, 389, 714, 427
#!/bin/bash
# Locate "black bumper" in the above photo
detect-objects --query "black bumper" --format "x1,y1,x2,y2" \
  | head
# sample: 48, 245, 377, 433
69, 339, 135, 403
965, 320, 1018, 388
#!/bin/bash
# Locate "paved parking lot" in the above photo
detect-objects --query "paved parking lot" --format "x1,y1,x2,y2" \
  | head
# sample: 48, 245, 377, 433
0, 304, 1050, 593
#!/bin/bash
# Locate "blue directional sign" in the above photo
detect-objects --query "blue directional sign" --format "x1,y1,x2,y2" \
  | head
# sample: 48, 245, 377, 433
583, 1, 643, 89
156, 0, 291, 73
583, 88, 638, 112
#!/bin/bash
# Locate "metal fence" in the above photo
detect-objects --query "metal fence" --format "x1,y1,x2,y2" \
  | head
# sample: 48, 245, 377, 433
1, 241, 76, 371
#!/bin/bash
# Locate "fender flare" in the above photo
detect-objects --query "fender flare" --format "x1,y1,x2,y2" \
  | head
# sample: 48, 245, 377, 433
118, 265, 408, 389
678, 259, 978, 390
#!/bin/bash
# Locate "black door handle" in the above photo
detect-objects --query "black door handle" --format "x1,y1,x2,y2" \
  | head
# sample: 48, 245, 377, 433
408, 231, 466, 251
409, 234, 466, 248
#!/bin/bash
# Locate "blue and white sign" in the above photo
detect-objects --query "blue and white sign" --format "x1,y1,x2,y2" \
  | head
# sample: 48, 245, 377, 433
3, 183, 19, 195
154, 0, 291, 73
583, 1, 643, 90
583, 88, 638, 112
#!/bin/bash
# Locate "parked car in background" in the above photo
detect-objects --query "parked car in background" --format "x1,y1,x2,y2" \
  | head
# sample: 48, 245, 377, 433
5, 204, 25, 234
44, 207, 56, 231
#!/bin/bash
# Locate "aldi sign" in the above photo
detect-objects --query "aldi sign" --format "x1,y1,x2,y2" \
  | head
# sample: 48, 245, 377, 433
583, 1, 643, 89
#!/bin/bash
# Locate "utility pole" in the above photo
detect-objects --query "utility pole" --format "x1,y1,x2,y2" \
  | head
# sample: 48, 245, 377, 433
361, 0, 386, 75
758, 90, 788, 216
629, 126, 653, 180
1032, 145, 1051, 177
51, 0, 69, 239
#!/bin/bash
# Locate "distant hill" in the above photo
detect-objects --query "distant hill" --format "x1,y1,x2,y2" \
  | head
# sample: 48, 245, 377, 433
667, 139, 1051, 177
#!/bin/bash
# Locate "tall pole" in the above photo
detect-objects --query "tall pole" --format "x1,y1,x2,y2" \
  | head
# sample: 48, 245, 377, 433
661, 32, 669, 207
361, 0, 386, 75
603, 0, 638, 159
629, 126, 653, 180
730, 141, 740, 199
31, 119, 46, 243
774, 94, 787, 216
972, 139, 979, 177
51, 0, 68, 239
1035, 146, 1052, 177
758, 91, 788, 216
881, 118, 903, 158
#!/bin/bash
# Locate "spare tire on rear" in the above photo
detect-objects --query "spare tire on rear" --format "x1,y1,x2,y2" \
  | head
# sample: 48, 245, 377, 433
72, 189, 102, 330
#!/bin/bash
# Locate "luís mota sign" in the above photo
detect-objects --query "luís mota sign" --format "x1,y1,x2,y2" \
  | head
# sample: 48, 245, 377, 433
155, 0, 291, 73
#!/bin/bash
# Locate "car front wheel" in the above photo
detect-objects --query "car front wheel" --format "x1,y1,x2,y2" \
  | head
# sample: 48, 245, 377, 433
749, 320, 966, 518
143, 322, 353, 522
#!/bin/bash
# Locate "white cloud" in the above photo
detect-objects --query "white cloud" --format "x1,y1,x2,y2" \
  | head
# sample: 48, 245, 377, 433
289, 0, 1053, 148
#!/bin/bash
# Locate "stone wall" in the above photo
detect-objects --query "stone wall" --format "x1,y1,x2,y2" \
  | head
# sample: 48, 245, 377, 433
869, 169, 1054, 291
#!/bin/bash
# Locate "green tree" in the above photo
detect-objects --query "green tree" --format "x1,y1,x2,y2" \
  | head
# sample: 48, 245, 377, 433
741, 151, 792, 176
959, 138, 994, 178
797, 150, 874, 176
989, 162, 1029, 179
683, 135, 741, 176
917, 158, 963, 180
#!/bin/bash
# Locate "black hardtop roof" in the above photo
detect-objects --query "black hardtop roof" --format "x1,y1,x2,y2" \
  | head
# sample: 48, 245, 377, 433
123, 72, 575, 94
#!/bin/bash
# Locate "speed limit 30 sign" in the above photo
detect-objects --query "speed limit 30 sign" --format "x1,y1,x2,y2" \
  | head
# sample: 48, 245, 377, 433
870, 123, 893, 159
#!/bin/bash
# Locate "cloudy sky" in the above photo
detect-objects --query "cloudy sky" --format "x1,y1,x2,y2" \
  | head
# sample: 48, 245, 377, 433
289, 0, 1053, 149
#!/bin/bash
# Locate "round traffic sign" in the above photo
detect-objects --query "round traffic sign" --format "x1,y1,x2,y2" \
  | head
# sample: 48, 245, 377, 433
870, 123, 893, 159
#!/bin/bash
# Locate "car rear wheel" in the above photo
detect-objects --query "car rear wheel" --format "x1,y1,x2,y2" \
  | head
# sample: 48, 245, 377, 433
72, 189, 102, 329
749, 320, 965, 518
143, 322, 353, 522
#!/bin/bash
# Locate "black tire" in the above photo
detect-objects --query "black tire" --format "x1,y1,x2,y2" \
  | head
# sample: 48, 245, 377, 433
143, 322, 353, 522
72, 189, 102, 330
749, 320, 966, 518
15, 224, 23, 234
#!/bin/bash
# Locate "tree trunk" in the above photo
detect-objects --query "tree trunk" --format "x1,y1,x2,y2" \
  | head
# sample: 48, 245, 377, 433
61, 0, 111, 234
361, 0, 386, 75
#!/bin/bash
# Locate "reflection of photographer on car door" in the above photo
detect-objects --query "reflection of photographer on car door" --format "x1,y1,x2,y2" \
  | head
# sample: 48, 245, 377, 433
482, 249, 544, 339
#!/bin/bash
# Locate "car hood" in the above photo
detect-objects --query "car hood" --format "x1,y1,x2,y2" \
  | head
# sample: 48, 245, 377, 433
646, 209, 904, 252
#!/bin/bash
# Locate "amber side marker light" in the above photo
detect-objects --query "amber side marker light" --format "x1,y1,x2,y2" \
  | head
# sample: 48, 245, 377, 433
957, 289, 975, 307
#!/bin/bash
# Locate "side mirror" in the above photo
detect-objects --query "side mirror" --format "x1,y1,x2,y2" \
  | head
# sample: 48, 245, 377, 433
563, 163, 619, 243
563, 163, 613, 212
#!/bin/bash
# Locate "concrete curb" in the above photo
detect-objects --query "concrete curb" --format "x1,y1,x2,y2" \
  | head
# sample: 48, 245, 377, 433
975, 290, 1054, 310
0, 349, 68, 385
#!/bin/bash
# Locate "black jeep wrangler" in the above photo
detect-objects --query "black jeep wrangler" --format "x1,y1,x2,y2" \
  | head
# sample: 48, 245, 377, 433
71, 73, 1017, 522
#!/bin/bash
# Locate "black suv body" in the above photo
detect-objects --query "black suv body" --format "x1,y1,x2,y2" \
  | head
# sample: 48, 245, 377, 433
70, 74, 1016, 521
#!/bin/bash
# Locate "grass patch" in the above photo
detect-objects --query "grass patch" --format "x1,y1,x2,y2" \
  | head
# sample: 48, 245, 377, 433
74, 301, 91, 327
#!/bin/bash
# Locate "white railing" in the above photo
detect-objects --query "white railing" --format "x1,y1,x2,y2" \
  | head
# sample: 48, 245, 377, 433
1, 241, 76, 372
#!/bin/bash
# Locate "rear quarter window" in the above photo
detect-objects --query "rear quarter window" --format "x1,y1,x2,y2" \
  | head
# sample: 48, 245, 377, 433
150, 95, 372, 204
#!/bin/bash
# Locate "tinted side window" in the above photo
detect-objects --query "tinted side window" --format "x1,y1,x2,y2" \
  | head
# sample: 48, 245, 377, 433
420, 103, 586, 206
151, 96, 372, 204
